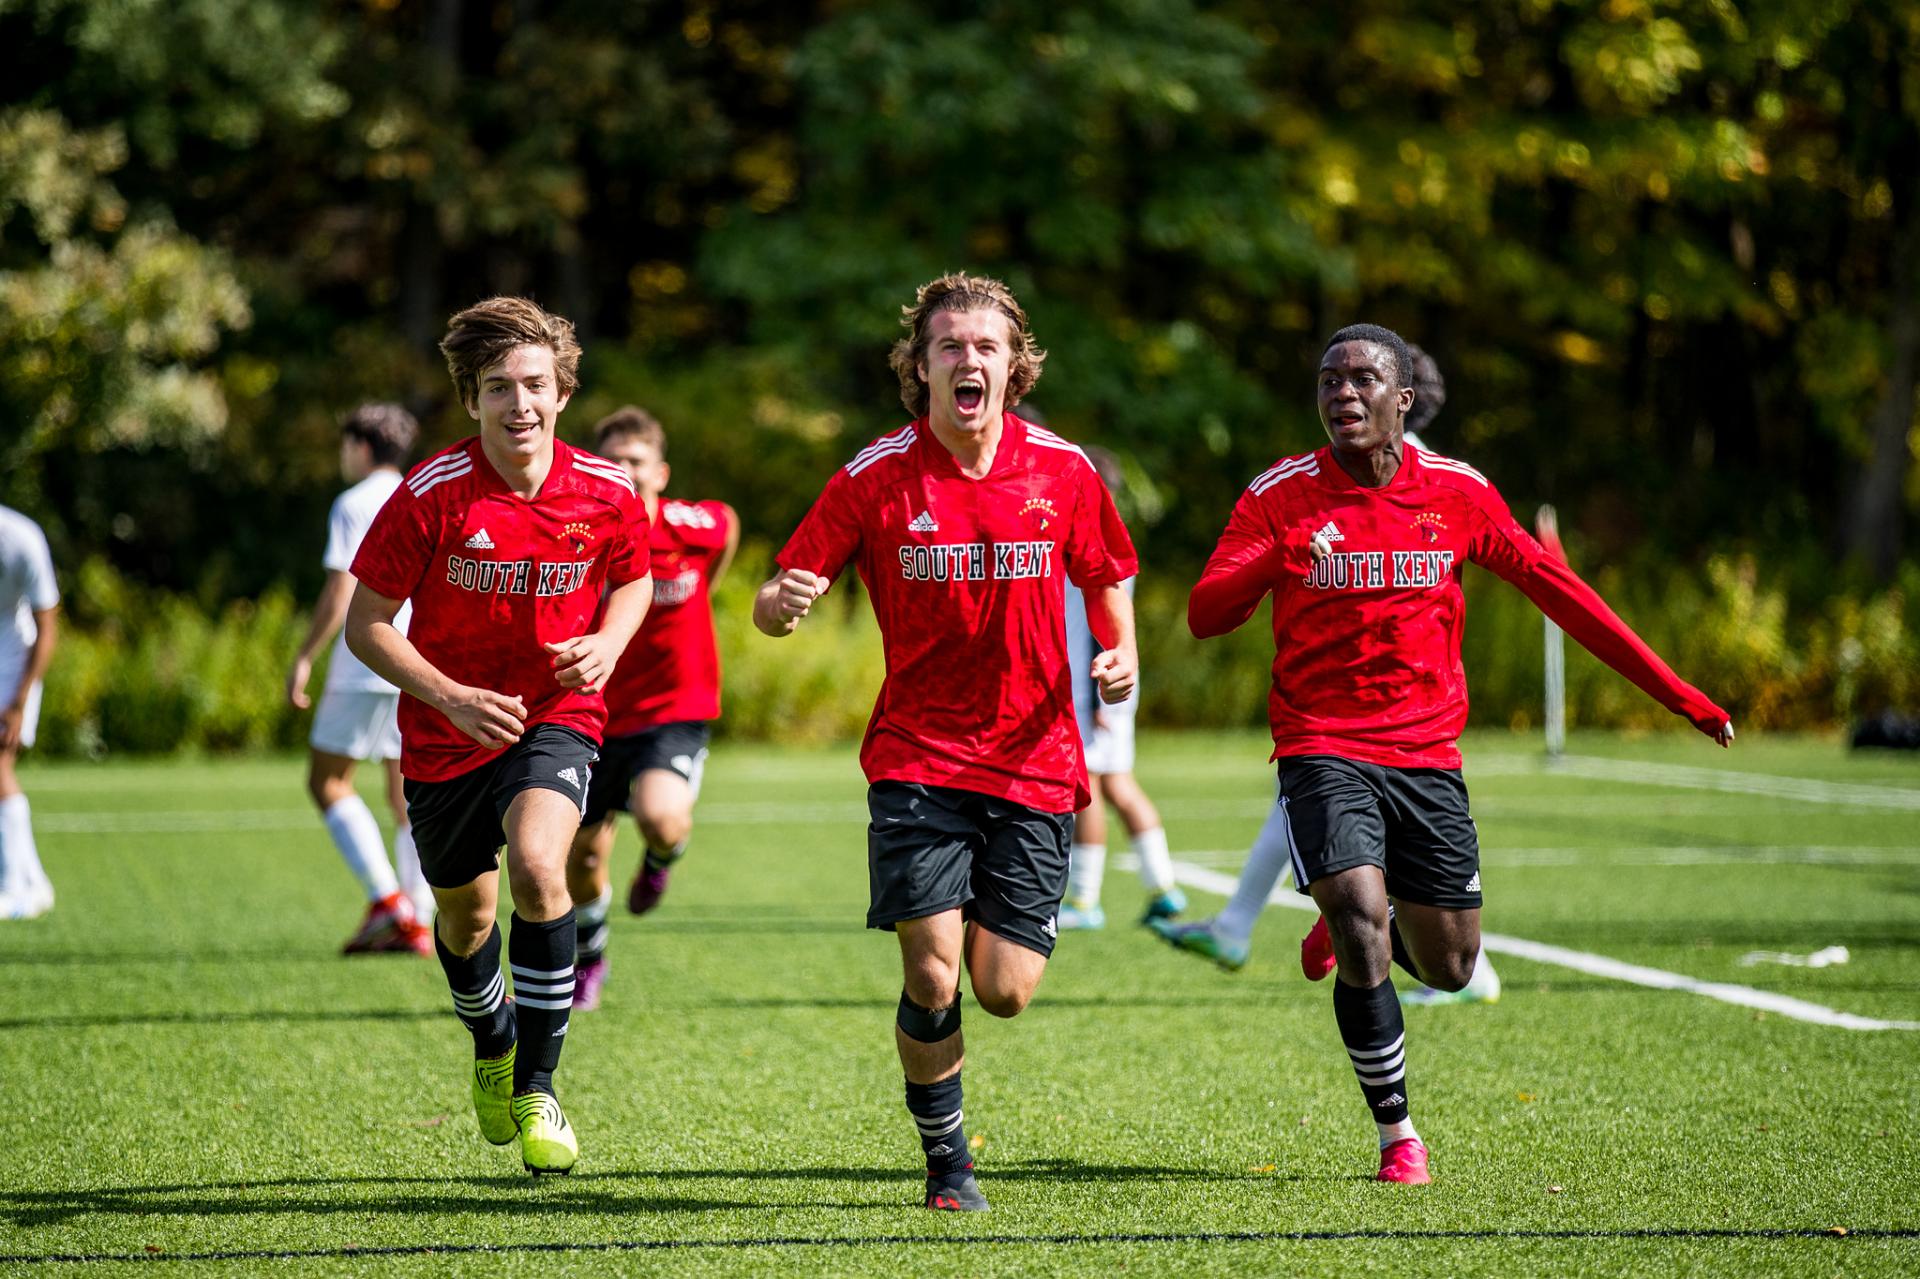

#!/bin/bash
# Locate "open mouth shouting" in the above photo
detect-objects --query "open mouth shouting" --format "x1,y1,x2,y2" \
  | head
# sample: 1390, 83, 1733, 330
953, 376, 987, 417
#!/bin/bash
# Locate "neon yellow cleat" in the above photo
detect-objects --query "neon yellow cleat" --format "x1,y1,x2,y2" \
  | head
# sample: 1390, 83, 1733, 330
512, 1091, 578, 1176
472, 1047, 518, 1146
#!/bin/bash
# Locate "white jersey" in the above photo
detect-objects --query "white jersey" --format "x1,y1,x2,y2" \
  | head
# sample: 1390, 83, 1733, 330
0, 505, 59, 661
1066, 576, 1138, 733
322, 471, 410, 694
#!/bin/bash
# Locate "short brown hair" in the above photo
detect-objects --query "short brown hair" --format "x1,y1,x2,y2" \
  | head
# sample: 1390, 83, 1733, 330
594, 405, 665, 455
341, 402, 418, 468
888, 272, 1046, 418
439, 296, 582, 410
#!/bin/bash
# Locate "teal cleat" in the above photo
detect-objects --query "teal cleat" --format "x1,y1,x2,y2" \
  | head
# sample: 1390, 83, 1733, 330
1147, 916, 1250, 972
1400, 958, 1502, 1007
1058, 900, 1106, 930
1141, 887, 1187, 922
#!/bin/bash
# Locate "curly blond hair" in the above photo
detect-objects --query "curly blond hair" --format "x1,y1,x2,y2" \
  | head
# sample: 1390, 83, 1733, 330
439, 296, 582, 410
888, 272, 1046, 418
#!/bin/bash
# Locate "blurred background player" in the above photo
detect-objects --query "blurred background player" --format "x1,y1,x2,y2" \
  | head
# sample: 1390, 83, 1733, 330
287, 403, 434, 955
1151, 345, 1504, 1006
1054, 440, 1183, 930
0, 505, 59, 920
567, 406, 739, 1010
1187, 323, 1731, 1186
754, 273, 1139, 1211
346, 296, 654, 1176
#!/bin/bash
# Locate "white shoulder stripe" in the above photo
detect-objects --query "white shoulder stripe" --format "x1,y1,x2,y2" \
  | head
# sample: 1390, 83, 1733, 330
408, 454, 470, 490
1249, 455, 1319, 495
1026, 430, 1089, 462
573, 457, 637, 493
847, 425, 917, 473
409, 459, 472, 496
1421, 454, 1489, 486
846, 438, 914, 476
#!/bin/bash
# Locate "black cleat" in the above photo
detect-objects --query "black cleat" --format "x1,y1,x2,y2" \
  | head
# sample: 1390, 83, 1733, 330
925, 1166, 990, 1211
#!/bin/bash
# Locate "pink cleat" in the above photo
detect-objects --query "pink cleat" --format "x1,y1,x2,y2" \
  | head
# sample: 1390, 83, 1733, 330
343, 893, 417, 955
627, 864, 672, 916
1300, 915, 1337, 981
1377, 1138, 1430, 1185
573, 956, 609, 1011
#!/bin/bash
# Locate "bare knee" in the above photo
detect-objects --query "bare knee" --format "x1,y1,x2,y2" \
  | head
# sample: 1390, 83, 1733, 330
903, 953, 961, 1011
970, 978, 1031, 1019
1423, 949, 1476, 992
637, 808, 691, 852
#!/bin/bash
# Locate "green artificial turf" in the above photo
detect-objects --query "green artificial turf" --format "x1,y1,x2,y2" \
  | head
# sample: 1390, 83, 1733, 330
1, 729, 1915, 1276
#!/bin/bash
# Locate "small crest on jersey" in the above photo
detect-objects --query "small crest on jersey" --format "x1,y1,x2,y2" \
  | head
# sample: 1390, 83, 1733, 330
1019, 497, 1058, 532
562, 520, 594, 555
907, 509, 939, 533
1413, 512, 1446, 544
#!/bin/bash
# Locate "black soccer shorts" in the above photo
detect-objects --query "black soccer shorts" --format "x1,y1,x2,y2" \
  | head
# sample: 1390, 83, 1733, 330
1277, 754, 1483, 910
404, 724, 600, 889
581, 720, 711, 826
866, 781, 1074, 958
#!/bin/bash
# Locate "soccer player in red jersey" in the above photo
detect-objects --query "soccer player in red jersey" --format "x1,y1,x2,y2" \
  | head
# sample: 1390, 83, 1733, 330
566, 406, 739, 1010
344, 297, 653, 1176
754, 273, 1139, 1212
1189, 323, 1733, 1186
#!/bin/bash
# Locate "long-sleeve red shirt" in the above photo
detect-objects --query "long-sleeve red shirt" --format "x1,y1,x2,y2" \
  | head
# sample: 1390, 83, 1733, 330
1190, 445, 1727, 769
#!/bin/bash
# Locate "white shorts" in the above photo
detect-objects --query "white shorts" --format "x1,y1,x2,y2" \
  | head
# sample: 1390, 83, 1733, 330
310, 688, 402, 761
2, 680, 41, 751
1083, 714, 1136, 776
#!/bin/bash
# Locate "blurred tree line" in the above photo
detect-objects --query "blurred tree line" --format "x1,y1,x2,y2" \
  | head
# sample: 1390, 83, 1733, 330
2, 0, 1917, 745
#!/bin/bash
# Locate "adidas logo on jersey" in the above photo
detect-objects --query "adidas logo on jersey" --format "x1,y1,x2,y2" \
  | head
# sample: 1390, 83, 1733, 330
557, 767, 580, 788
1465, 871, 1481, 892
908, 510, 939, 533
464, 529, 496, 549
1316, 520, 1345, 543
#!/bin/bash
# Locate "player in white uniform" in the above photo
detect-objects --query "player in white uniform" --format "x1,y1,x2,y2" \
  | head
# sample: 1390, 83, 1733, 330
286, 404, 433, 954
1057, 445, 1185, 929
0, 506, 59, 920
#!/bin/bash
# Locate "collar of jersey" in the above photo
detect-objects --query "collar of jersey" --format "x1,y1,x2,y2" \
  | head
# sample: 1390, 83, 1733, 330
920, 412, 1024, 481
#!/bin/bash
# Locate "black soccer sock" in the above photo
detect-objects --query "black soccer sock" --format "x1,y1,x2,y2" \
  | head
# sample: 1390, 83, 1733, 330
508, 911, 577, 1096
575, 886, 612, 968
643, 838, 687, 873
905, 1073, 971, 1177
435, 923, 515, 1060
1333, 976, 1410, 1126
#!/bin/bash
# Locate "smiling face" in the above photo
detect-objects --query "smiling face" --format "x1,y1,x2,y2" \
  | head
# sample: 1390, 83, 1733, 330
918, 306, 1014, 439
1317, 340, 1414, 457
467, 343, 571, 465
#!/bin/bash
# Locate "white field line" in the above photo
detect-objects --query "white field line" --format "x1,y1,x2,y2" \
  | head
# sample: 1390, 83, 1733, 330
1493, 754, 1920, 810
1166, 860, 1920, 1033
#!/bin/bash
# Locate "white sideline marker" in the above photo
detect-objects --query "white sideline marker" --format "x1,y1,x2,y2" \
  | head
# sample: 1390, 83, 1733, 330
1165, 861, 1920, 1033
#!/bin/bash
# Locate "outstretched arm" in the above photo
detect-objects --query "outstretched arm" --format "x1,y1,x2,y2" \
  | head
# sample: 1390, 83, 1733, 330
1477, 514, 1732, 746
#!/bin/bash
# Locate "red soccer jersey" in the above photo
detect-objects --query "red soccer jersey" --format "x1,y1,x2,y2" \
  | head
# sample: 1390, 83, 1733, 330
1190, 444, 1727, 770
352, 437, 651, 782
603, 498, 734, 737
777, 414, 1138, 813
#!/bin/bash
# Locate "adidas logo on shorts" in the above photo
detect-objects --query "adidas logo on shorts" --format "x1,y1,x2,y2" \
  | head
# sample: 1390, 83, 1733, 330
557, 767, 580, 788
1043, 915, 1058, 938
1316, 520, 1344, 542
908, 509, 939, 533
464, 528, 496, 549
1465, 871, 1481, 892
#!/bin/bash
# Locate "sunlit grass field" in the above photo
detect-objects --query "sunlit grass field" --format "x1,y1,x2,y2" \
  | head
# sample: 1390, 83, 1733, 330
2, 730, 1916, 1276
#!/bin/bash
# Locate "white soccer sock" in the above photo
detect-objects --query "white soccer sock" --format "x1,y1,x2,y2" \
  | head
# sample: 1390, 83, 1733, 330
323, 796, 400, 903
1066, 842, 1106, 906
1464, 946, 1500, 995
0, 793, 49, 901
1377, 1116, 1420, 1148
393, 824, 433, 919
1216, 800, 1295, 942
1131, 827, 1175, 893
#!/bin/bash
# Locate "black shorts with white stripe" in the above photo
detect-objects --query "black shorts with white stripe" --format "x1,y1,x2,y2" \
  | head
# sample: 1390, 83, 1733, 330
1277, 754, 1482, 910
404, 724, 600, 890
